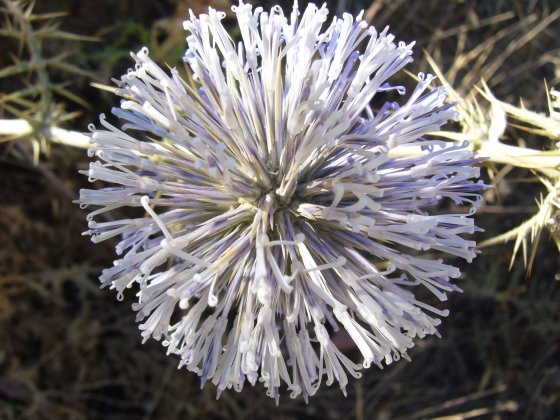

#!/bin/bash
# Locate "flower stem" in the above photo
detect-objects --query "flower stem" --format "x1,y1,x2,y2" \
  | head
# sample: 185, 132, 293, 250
0, 118, 90, 148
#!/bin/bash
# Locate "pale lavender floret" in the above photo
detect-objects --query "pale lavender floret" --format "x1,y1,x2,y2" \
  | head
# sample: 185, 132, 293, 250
79, 1, 485, 403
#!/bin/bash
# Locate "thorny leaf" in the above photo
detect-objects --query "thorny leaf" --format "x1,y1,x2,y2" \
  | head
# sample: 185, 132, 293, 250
480, 179, 560, 274
479, 82, 560, 140
426, 53, 560, 274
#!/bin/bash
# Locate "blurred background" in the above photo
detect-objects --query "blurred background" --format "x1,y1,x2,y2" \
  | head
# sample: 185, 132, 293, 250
0, 0, 559, 418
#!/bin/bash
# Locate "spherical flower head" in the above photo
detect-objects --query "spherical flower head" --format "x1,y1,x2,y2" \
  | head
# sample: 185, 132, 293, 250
80, 1, 484, 402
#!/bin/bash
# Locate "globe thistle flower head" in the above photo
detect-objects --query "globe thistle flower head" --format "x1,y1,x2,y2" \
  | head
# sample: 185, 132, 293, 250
80, 1, 485, 402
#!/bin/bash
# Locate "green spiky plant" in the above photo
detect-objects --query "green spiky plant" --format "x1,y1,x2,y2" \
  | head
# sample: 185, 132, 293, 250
0, 0, 94, 159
